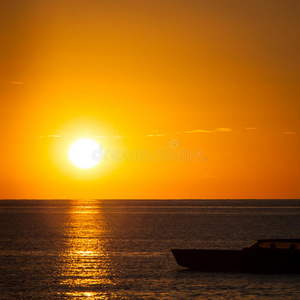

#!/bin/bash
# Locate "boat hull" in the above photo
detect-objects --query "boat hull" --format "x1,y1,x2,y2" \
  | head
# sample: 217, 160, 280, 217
171, 248, 300, 273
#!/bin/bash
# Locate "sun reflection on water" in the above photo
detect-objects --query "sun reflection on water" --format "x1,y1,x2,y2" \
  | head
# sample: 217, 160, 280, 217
58, 203, 116, 298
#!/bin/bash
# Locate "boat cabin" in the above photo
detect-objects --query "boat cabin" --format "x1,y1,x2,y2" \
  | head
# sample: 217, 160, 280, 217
247, 239, 300, 250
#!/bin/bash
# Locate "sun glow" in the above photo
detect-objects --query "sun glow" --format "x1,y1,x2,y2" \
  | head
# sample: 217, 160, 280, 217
68, 138, 102, 169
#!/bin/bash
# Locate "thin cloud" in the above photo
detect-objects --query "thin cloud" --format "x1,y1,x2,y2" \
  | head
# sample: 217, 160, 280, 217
11, 81, 24, 84
185, 129, 214, 133
283, 131, 297, 135
39, 135, 61, 138
244, 127, 257, 130
96, 135, 107, 138
147, 133, 166, 137
185, 128, 233, 133
215, 128, 232, 132
148, 130, 167, 137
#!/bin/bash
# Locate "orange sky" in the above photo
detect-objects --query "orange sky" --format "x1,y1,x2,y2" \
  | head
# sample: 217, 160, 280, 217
0, 0, 299, 199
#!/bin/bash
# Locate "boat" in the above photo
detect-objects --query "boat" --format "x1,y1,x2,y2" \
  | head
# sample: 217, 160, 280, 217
171, 239, 300, 273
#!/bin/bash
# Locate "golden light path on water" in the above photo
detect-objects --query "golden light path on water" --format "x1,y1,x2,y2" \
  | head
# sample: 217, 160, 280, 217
58, 203, 116, 299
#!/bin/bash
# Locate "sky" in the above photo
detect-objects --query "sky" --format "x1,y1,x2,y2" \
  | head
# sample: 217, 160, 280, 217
0, 0, 299, 199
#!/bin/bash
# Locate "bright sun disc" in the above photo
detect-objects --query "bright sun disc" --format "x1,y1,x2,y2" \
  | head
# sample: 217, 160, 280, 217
68, 138, 102, 169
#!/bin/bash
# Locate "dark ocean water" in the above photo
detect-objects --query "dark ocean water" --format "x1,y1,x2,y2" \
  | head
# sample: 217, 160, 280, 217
0, 199, 300, 299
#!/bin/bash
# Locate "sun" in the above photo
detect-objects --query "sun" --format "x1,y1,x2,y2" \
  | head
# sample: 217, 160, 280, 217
68, 138, 102, 169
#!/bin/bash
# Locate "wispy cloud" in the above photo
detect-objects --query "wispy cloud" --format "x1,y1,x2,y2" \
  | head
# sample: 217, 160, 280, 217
148, 133, 166, 137
11, 81, 24, 85
96, 135, 107, 138
283, 131, 297, 135
147, 130, 167, 137
185, 129, 214, 133
215, 128, 232, 132
244, 127, 257, 130
184, 128, 233, 133
39, 135, 61, 138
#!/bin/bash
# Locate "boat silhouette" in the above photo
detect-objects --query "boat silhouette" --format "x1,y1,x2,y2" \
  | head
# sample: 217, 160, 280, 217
171, 239, 300, 273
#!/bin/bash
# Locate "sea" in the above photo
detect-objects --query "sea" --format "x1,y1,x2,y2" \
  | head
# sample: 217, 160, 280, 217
0, 199, 300, 299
